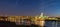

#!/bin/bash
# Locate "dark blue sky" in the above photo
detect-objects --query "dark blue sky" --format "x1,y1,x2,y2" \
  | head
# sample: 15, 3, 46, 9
0, 0, 60, 17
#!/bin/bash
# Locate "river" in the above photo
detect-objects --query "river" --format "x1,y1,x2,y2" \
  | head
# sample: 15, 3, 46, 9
45, 21, 60, 27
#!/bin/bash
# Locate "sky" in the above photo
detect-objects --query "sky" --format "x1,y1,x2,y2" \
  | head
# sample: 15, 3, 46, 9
0, 0, 60, 17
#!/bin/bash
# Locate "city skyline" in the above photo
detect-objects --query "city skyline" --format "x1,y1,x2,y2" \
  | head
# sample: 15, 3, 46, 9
0, 0, 60, 17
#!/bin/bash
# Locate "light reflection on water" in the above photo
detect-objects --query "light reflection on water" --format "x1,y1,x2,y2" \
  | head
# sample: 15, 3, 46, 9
45, 21, 60, 27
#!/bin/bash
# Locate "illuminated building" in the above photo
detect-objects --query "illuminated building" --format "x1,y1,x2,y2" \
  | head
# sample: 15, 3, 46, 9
35, 12, 48, 27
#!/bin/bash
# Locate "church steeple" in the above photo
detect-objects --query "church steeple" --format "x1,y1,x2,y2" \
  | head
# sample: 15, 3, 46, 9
38, 12, 44, 18
40, 12, 44, 17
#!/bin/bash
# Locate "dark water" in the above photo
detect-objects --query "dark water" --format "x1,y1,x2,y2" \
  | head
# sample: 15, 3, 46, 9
0, 20, 60, 27
45, 21, 60, 27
